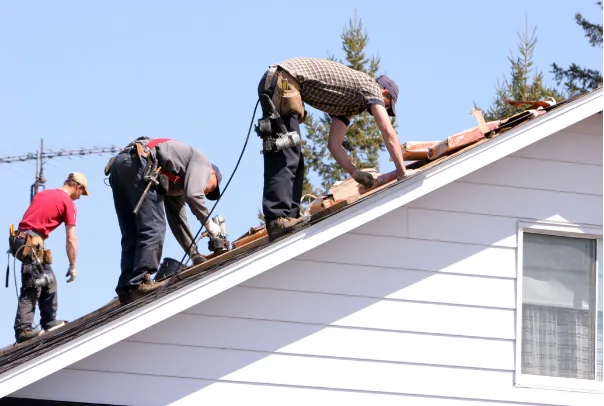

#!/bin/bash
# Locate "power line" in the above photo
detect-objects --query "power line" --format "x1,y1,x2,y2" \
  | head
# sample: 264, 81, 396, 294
0, 145, 120, 164
0, 139, 120, 202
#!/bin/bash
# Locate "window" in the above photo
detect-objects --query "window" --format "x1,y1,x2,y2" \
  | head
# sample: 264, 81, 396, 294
515, 222, 603, 392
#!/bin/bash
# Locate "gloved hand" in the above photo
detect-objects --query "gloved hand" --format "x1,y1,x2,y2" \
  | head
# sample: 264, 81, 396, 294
352, 169, 376, 189
396, 169, 417, 181
204, 218, 222, 238
65, 265, 77, 283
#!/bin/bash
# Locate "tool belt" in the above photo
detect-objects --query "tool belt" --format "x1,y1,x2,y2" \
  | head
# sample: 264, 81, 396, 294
264, 65, 306, 119
8, 228, 51, 264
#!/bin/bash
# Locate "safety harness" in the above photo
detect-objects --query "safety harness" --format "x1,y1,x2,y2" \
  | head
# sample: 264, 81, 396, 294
143, 138, 184, 184
105, 138, 184, 185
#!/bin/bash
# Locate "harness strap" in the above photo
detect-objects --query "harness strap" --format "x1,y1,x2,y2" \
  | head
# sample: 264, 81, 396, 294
161, 172, 184, 184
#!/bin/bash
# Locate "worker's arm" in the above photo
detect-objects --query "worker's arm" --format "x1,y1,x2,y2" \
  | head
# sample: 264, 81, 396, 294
327, 117, 357, 175
369, 103, 407, 177
65, 224, 78, 282
65, 225, 77, 267
164, 195, 199, 258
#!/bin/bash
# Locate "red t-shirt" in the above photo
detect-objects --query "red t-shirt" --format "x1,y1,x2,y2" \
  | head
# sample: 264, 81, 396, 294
18, 189, 77, 239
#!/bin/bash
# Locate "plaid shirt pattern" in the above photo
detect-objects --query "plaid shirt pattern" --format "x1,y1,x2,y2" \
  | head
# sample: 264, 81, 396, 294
277, 58, 384, 117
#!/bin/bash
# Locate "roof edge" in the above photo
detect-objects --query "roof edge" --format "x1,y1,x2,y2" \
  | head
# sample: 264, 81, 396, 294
1, 88, 601, 397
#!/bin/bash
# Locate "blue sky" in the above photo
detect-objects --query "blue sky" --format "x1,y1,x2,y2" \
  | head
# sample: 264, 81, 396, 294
0, 0, 601, 346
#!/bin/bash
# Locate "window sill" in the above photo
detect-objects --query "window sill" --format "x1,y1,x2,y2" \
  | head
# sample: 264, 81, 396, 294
515, 373, 604, 393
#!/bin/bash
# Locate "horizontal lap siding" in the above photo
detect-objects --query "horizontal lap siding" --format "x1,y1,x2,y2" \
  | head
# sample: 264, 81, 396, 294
243, 259, 516, 308
127, 314, 515, 370
14, 369, 558, 406
60, 341, 596, 405
15, 118, 603, 405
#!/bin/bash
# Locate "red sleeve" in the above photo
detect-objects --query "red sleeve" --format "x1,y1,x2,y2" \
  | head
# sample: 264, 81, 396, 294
64, 199, 77, 226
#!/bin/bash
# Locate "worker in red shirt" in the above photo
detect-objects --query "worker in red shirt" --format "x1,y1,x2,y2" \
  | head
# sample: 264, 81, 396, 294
9, 172, 89, 343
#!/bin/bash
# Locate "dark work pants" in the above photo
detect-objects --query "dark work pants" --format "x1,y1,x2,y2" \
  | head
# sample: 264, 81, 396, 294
258, 72, 305, 222
13, 258, 57, 337
109, 151, 166, 294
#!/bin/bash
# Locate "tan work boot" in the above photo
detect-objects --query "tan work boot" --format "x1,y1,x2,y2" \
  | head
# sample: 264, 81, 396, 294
16, 328, 40, 344
131, 273, 167, 300
266, 217, 305, 242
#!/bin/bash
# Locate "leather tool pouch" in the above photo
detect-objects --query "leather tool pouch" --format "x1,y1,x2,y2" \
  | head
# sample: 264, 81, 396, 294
280, 88, 305, 118
9, 232, 32, 261
271, 73, 305, 119
43, 249, 53, 265
104, 156, 116, 176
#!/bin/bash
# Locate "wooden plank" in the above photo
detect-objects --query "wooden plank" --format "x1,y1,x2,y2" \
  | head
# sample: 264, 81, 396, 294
165, 235, 269, 285
310, 200, 349, 221
232, 228, 267, 249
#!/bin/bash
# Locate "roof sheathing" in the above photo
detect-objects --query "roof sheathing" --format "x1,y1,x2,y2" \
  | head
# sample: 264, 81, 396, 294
0, 88, 601, 397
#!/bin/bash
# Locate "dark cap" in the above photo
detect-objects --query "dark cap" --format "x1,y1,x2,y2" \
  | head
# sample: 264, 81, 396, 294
376, 75, 399, 117
205, 164, 222, 201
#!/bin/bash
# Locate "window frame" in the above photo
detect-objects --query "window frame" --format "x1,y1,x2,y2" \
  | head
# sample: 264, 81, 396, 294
515, 220, 603, 393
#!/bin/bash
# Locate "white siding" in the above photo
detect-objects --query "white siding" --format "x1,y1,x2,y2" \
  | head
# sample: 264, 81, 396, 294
15, 116, 603, 404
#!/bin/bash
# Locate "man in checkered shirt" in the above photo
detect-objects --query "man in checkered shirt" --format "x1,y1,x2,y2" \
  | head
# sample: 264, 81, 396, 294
258, 57, 408, 241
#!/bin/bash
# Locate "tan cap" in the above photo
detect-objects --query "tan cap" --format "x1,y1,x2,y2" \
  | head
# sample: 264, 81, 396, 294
67, 172, 90, 196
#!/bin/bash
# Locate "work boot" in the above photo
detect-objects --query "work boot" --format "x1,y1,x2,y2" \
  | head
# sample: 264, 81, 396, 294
44, 320, 66, 333
191, 253, 206, 266
16, 328, 40, 344
118, 290, 133, 306
131, 273, 167, 300
266, 217, 305, 242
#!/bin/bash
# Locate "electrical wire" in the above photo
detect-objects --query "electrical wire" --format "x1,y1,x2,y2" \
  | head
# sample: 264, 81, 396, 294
167, 98, 260, 283
13, 255, 18, 300
9, 245, 27, 300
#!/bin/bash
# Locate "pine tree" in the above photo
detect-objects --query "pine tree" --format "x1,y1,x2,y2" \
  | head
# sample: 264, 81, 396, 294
551, 2, 603, 96
482, 20, 563, 122
301, 12, 391, 195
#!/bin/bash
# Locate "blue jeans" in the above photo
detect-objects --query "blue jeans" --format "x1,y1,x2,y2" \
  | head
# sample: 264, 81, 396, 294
109, 150, 166, 294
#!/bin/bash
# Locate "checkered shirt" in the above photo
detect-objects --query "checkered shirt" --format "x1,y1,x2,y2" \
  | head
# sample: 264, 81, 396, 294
277, 58, 384, 117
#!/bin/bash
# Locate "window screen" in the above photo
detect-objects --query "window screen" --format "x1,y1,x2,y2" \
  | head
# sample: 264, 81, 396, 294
521, 233, 600, 380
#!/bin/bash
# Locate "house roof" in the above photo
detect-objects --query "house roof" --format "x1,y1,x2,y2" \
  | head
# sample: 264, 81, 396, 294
0, 88, 601, 398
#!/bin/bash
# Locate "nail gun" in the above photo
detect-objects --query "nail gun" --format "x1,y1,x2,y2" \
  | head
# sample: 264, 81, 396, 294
201, 215, 230, 254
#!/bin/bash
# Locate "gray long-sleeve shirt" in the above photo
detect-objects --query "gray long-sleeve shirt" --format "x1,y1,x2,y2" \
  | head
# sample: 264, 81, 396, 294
153, 140, 213, 257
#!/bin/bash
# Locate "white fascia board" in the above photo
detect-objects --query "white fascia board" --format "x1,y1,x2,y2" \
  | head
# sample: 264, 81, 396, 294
0, 89, 601, 398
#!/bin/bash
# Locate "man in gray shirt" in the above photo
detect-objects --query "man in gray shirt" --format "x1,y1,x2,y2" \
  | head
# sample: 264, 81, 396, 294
154, 139, 223, 262
109, 137, 222, 305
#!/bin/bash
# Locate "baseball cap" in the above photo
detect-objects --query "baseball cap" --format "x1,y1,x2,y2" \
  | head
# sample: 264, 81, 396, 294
376, 75, 399, 117
205, 164, 222, 201
67, 172, 90, 196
